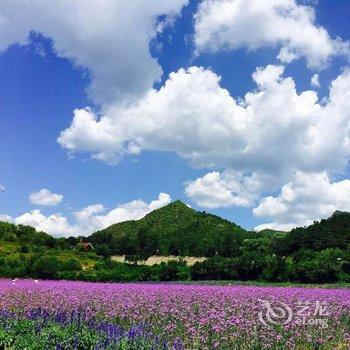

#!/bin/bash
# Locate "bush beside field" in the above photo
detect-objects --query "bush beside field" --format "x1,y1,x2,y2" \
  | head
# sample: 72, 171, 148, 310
1, 242, 350, 284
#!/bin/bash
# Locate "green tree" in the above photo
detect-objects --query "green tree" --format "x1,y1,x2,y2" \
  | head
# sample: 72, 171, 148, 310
30, 256, 63, 279
95, 243, 111, 258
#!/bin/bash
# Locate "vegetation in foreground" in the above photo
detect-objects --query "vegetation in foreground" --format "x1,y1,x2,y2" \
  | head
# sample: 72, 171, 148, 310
1, 279, 349, 350
0, 201, 350, 284
0, 308, 176, 350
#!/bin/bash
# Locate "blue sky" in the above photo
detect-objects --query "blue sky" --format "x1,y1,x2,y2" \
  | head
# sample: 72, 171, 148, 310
0, 0, 350, 236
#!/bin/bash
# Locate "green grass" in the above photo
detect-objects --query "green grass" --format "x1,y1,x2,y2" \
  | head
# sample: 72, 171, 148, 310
0, 240, 99, 269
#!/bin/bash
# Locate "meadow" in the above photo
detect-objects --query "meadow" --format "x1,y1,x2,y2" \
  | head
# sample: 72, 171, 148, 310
0, 279, 349, 349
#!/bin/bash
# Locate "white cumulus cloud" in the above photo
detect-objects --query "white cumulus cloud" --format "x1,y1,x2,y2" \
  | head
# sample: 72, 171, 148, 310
311, 73, 320, 87
3, 193, 171, 237
0, 214, 11, 222
1, 0, 350, 231
0, 0, 188, 107
58, 65, 350, 182
184, 171, 258, 208
29, 189, 63, 206
253, 171, 350, 231
194, 0, 349, 68
14, 210, 79, 237
73, 192, 171, 233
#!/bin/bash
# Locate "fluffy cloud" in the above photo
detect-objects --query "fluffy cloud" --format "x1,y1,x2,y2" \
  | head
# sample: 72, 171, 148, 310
253, 171, 350, 231
13, 210, 79, 237
59, 66, 248, 164
184, 171, 259, 208
311, 73, 320, 87
55, 62, 350, 229
73, 193, 171, 233
59, 65, 350, 180
194, 0, 349, 68
1, 1, 349, 230
0, 214, 11, 222
29, 188, 63, 206
3, 193, 171, 237
0, 0, 187, 106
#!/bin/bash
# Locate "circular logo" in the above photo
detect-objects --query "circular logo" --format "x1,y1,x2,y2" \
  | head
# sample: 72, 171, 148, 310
258, 299, 293, 326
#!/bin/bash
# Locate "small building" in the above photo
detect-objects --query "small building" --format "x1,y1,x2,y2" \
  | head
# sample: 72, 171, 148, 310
77, 239, 94, 252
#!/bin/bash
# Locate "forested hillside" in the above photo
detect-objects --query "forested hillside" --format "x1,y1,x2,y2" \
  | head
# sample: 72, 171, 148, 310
89, 200, 256, 258
277, 211, 350, 254
0, 201, 349, 283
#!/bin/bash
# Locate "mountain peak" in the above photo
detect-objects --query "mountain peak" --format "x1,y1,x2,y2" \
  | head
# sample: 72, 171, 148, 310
167, 200, 190, 208
330, 210, 350, 218
89, 199, 246, 257
145, 200, 194, 218
150, 199, 192, 211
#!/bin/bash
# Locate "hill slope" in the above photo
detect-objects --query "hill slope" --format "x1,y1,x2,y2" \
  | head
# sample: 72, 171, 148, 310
88, 200, 255, 257
2, 203, 349, 262
277, 210, 350, 254
1, 206, 350, 283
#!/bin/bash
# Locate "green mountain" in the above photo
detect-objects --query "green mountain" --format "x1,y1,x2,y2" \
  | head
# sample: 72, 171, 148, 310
0, 203, 350, 283
279, 210, 350, 255
2, 202, 349, 261
88, 200, 257, 257
88, 202, 350, 259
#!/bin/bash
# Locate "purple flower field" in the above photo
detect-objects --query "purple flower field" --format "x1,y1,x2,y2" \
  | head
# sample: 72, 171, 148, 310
0, 279, 350, 349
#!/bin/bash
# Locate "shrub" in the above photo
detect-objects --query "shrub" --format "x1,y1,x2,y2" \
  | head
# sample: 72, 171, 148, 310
30, 256, 64, 279
191, 256, 238, 280
62, 258, 82, 271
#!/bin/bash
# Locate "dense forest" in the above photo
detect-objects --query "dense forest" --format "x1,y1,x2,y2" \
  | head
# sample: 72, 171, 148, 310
89, 201, 259, 258
0, 202, 349, 283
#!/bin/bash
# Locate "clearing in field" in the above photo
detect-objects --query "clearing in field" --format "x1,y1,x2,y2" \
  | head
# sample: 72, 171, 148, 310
111, 255, 206, 266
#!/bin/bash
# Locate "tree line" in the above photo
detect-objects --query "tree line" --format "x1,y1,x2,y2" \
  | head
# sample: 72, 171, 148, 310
0, 210, 349, 283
